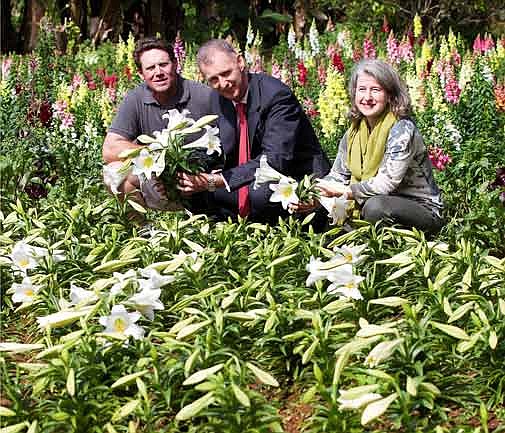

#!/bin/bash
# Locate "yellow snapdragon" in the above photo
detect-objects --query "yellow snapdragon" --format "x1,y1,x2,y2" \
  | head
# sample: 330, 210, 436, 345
318, 66, 349, 138
413, 14, 422, 38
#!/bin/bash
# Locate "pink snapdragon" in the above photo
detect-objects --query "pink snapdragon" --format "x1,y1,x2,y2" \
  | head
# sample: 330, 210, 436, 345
443, 65, 461, 104
1, 58, 12, 80
429, 146, 452, 170
363, 37, 376, 59
399, 38, 414, 63
318, 65, 327, 85
303, 97, 319, 118
297, 61, 308, 86
71, 74, 84, 91
173, 32, 186, 74
387, 32, 400, 64
473, 34, 495, 55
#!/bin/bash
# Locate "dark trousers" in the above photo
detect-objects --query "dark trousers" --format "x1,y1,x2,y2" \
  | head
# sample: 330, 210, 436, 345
361, 195, 444, 233
191, 183, 328, 231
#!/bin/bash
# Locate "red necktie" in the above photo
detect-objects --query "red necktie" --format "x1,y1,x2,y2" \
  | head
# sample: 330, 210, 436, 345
236, 103, 250, 217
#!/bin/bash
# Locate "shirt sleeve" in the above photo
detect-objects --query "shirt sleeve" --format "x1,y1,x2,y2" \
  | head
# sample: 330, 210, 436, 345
323, 133, 352, 184
108, 91, 140, 141
350, 119, 416, 204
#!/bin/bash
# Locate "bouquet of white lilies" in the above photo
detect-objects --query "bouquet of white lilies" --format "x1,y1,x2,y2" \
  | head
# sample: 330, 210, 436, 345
253, 155, 320, 212
110, 109, 222, 206
253, 155, 353, 223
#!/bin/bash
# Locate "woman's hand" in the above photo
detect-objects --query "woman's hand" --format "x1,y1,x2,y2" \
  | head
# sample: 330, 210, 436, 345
316, 179, 352, 199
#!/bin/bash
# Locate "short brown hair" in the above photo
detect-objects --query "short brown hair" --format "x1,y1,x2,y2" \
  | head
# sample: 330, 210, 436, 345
133, 37, 176, 70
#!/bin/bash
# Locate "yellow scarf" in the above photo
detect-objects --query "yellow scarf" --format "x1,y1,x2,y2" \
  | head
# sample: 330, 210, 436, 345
346, 111, 397, 182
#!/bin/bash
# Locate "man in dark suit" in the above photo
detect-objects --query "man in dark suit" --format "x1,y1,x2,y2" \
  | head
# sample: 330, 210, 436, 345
177, 39, 330, 223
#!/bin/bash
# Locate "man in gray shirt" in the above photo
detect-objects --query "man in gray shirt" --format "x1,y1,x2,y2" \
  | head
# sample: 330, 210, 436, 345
102, 36, 213, 209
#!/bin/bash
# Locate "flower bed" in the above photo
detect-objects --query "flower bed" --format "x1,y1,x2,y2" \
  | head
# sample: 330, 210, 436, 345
1, 19, 505, 432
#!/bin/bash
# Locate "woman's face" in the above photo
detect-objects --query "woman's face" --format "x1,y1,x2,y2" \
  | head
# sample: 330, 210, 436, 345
355, 72, 388, 128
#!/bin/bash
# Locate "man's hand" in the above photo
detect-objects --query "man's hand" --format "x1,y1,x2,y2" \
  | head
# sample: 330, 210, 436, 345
288, 199, 319, 214
177, 172, 226, 196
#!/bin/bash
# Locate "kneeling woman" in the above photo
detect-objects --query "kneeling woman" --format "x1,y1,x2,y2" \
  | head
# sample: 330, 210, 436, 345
298, 59, 444, 232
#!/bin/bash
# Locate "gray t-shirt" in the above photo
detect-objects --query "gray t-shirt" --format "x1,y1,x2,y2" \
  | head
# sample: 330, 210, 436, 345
109, 75, 214, 140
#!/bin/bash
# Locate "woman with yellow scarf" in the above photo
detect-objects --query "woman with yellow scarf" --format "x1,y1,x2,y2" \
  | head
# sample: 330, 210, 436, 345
295, 59, 443, 232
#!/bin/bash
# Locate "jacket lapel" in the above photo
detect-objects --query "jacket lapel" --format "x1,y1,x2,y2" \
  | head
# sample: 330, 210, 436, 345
218, 97, 237, 156
246, 74, 261, 152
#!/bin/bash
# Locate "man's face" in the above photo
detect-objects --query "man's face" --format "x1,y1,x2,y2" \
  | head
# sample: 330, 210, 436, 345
138, 49, 177, 96
199, 51, 248, 102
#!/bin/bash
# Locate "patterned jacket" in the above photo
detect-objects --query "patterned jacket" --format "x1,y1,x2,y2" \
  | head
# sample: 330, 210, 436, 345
324, 118, 443, 216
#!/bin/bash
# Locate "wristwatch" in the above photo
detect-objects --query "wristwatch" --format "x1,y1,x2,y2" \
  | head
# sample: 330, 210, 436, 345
207, 174, 216, 192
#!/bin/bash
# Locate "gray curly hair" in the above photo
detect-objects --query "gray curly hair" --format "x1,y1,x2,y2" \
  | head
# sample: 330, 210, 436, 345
348, 59, 412, 120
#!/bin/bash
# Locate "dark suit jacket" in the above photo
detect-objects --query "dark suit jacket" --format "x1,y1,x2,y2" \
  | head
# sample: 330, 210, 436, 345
211, 73, 330, 191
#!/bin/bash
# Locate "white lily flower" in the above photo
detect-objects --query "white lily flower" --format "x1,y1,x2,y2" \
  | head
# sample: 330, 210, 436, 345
253, 155, 285, 189
365, 338, 403, 368
132, 149, 165, 180
103, 163, 131, 194
37, 307, 92, 329
182, 125, 222, 155
305, 256, 339, 286
99, 305, 144, 340
338, 391, 383, 410
128, 288, 164, 320
111, 269, 137, 295
11, 276, 41, 303
70, 283, 99, 306
269, 177, 299, 210
319, 195, 351, 225
326, 264, 364, 300
139, 268, 175, 290
162, 108, 195, 133
334, 244, 368, 265
361, 393, 398, 425
10, 241, 39, 273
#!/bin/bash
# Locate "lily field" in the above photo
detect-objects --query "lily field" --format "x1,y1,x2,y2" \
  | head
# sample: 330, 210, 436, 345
1, 18, 505, 433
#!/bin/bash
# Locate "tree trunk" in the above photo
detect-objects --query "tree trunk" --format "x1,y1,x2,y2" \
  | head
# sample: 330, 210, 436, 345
91, 0, 122, 43
1, 0, 18, 52
69, 0, 88, 40
21, 0, 46, 52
